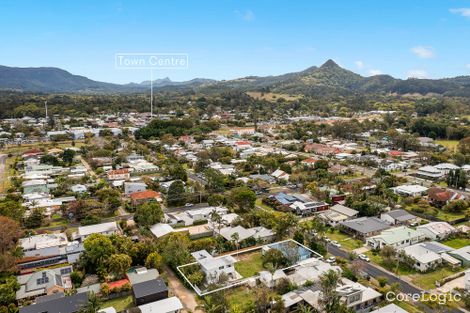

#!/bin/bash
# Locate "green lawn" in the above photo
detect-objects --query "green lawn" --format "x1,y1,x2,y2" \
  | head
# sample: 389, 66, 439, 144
226, 286, 277, 312
255, 198, 274, 211
325, 229, 364, 251
442, 237, 470, 249
436, 210, 466, 222
435, 140, 459, 152
234, 252, 264, 278
101, 295, 134, 312
407, 267, 459, 290
365, 251, 416, 276
226, 287, 257, 311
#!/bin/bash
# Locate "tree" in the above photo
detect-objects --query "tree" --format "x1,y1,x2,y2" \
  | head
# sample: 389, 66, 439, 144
0, 217, 22, 255
145, 252, 163, 270
166, 180, 186, 207
23, 209, 44, 228
204, 168, 226, 192
262, 249, 288, 269
319, 270, 352, 313
134, 201, 163, 226
78, 292, 101, 313
207, 194, 225, 206
107, 254, 132, 279
0, 200, 24, 221
61, 149, 76, 165
83, 234, 115, 271
0, 277, 19, 306
228, 186, 256, 213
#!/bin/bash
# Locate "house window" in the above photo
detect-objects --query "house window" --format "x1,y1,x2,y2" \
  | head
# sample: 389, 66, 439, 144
37, 273, 49, 285
219, 266, 224, 270
60, 268, 72, 275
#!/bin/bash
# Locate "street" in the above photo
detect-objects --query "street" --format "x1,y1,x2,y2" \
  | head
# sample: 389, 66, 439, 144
327, 244, 466, 313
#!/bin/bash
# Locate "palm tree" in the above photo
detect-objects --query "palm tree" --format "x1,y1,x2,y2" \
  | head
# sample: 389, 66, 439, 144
231, 232, 240, 251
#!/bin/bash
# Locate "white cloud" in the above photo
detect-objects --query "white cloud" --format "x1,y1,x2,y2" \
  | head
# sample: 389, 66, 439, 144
235, 9, 255, 21
407, 69, 429, 79
466, 64, 470, 70
411, 46, 435, 59
450, 8, 470, 18
355, 61, 364, 69
368, 69, 383, 76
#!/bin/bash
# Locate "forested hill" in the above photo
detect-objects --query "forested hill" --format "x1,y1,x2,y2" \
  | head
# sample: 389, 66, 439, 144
1, 61, 470, 96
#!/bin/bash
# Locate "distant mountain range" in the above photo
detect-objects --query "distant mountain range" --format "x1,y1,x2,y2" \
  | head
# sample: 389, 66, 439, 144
2, 61, 470, 96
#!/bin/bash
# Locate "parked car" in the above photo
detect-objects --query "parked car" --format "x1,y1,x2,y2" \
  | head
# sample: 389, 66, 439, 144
185, 203, 194, 207
358, 254, 370, 262
323, 237, 331, 243
326, 256, 336, 263
331, 240, 341, 248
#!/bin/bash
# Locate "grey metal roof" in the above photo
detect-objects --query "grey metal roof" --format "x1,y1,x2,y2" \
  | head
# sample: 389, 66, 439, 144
386, 209, 416, 222
19, 292, 88, 313
132, 278, 168, 299
340, 217, 390, 234
420, 241, 454, 254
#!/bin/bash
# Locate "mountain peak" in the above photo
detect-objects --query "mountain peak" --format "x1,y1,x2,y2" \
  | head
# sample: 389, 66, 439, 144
320, 59, 340, 69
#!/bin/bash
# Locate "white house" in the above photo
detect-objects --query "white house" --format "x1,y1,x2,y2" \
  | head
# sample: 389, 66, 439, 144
191, 250, 236, 283
416, 166, 444, 180
392, 185, 428, 197
366, 226, 426, 250
138, 297, 183, 313
400, 243, 443, 272
416, 222, 456, 240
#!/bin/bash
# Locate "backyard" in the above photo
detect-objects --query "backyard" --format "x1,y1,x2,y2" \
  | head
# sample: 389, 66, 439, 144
407, 266, 459, 290
100, 295, 133, 311
234, 251, 264, 278
442, 237, 470, 249
325, 229, 364, 251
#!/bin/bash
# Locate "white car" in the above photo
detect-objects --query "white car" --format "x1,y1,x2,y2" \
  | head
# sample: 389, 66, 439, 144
326, 256, 336, 263
323, 237, 331, 243
184, 203, 194, 207
358, 254, 370, 262
331, 240, 341, 248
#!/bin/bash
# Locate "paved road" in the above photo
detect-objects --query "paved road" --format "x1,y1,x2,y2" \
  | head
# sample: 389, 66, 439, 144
327, 244, 466, 313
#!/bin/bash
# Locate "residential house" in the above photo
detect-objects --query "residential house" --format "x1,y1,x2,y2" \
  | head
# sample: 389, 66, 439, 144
370, 303, 409, 313
16, 265, 73, 300
319, 204, 359, 227
416, 166, 444, 180
19, 292, 88, 313
107, 168, 130, 181
138, 297, 184, 313
301, 157, 317, 167
428, 187, 465, 207
380, 209, 419, 226
124, 182, 148, 196
191, 250, 237, 283
127, 267, 159, 285
289, 200, 329, 216
435, 163, 460, 175
132, 277, 169, 306
271, 169, 290, 182
218, 225, 275, 243
392, 185, 428, 197
304, 143, 340, 155
339, 217, 391, 240
449, 246, 470, 266
23, 179, 49, 195
416, 222, 456, 240
73, 222, 119, 242
130, 190, 162, 206
400, 243, 446, 272
366, 226, 426, 249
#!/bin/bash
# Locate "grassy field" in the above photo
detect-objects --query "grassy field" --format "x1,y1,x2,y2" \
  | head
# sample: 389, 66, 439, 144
442, 237, 470, 249
255, 198, 274, 211
435, 140, 459, 152
324, 229, 364, 251
234, 251, 264, 278
365, 251, 416, 276
407, 267, 458, 290
436, 210, 467, 222
100, 295, 133, 311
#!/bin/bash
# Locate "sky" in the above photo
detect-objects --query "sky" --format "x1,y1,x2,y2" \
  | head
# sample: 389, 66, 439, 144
2, 0, 470, 84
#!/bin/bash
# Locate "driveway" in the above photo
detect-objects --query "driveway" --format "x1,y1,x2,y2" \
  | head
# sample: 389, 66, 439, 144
165, 266, 203, 313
